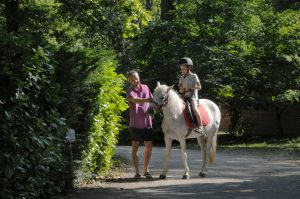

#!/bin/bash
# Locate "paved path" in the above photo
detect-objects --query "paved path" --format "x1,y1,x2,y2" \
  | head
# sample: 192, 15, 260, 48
69, 146, 300, 199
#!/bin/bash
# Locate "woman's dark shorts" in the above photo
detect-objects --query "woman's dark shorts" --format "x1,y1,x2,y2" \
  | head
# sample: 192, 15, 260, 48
130, 127, 153, 142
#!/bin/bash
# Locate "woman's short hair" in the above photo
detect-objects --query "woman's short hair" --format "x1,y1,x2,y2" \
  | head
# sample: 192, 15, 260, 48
127, 70, 139, 77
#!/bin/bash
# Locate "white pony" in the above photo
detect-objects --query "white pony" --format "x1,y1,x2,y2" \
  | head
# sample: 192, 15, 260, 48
150, 82, 221, 179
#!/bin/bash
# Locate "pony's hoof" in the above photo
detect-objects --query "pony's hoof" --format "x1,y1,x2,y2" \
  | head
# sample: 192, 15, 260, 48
182, 175, 190, 179
158, 174, 166, 179
199, 172, 207, 178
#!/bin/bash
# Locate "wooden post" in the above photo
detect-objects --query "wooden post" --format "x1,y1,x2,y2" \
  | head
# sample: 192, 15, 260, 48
64, 142, 74, 193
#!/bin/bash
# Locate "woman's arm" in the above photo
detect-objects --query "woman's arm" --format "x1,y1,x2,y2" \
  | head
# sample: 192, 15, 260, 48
128, 97, 152, 104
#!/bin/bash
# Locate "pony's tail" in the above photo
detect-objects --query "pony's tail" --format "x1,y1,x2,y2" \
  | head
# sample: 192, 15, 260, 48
209, 133, 217, 164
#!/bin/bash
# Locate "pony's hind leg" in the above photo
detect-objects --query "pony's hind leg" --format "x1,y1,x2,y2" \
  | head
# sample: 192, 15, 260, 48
159, 135, 172, 179
198, 131, 217, 178
197, 136, 207, 177
179, 139, 190, 179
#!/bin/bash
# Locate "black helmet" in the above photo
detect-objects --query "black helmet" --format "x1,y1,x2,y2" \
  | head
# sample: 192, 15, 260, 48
178, 57, 193, 67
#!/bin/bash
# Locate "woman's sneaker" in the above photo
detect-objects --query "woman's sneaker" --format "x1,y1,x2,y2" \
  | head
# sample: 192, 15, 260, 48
143, 172, 153, 179
134, 174, 142, 179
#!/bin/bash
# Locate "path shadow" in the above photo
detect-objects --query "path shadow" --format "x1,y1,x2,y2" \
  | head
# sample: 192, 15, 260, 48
104, 177, 161, 183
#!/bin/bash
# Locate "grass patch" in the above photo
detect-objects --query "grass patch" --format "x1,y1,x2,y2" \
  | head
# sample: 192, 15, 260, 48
185, 134, 300, 152
218, 135, 300, 151
74, 155, 129, 186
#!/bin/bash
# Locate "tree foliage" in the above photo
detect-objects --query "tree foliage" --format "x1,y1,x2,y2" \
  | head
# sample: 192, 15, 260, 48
0, 30, 66, 199
0, 0, 149, 198
0, 0, 299, 198
122, 0, 299, 136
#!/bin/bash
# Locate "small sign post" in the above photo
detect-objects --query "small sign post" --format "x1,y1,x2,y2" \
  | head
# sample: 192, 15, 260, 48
64, 128, 75, 193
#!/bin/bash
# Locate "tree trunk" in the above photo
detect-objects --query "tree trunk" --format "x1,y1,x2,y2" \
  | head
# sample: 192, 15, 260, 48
228, 108, 241, 135
145, 0, 153, 11
5, 0, 19, 33
160, 0, 176, 21
275, 104, 285, 137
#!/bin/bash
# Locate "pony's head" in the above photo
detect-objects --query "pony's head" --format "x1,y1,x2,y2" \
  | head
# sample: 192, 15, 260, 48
149, 82, 174, 113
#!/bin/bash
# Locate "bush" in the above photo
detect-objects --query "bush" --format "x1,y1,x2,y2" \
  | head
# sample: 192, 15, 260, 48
82, 54, 128, 173
0, 32, 66, 199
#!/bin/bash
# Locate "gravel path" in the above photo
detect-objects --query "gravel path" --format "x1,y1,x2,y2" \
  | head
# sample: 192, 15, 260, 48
68, 145, 300, 199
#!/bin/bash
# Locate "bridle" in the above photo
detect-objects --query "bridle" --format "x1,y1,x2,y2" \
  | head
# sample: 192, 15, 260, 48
151, 94, 169, 112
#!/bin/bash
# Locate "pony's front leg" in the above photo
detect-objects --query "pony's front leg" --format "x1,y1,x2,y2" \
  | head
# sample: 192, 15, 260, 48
159, 136, 172, 179
179, 139, 189, 179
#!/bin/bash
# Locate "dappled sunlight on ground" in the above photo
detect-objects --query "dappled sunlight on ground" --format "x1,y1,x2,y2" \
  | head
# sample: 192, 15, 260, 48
69, 146, 300, 199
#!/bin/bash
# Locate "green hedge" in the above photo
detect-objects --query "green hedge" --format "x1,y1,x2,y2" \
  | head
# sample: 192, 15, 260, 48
82, 55, 128, 173
0, 32, 129, 199
0, 32, 66, 199
0, 0, 149, 198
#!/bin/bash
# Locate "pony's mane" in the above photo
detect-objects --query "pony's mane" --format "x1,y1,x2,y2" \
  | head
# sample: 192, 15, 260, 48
158, 84, 182, 102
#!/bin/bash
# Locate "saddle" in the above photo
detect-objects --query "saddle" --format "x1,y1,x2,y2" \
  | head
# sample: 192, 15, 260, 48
183, 99, 210, 137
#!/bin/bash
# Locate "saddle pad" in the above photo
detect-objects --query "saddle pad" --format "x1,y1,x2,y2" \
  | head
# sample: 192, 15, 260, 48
183, 104, 210, 129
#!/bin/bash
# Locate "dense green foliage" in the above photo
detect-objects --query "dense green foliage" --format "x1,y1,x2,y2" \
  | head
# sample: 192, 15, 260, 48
0, 0, 299, 198
121, 0, 300, 136
0, 0, 147, 198
0, 31, 66, 199
83, 56, 128, 173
